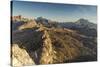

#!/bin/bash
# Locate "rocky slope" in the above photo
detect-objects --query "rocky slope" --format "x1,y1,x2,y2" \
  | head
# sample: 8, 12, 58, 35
11, 17, 97, 66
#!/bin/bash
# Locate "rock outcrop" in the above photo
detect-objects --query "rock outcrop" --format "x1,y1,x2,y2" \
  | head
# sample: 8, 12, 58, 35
40, 30, 54, 64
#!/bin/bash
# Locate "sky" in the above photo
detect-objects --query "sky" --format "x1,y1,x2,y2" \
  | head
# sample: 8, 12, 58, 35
11, 1, 97, 23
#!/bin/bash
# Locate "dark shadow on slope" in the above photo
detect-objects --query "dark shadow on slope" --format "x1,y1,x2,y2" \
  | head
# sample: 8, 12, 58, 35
12, 21, 27, 31
12, 27, 44, 64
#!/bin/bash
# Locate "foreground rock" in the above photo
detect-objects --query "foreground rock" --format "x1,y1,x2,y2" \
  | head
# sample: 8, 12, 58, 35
11, 44, 35, 66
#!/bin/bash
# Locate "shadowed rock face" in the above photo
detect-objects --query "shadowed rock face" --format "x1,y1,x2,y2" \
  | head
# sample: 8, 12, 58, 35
11, 18, 97, 66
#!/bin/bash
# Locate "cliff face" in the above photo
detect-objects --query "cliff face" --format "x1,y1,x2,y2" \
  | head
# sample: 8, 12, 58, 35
11, 18, 97, 66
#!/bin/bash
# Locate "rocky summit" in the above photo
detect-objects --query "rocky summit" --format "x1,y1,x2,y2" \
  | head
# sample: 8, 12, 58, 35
11, 16, 97, 66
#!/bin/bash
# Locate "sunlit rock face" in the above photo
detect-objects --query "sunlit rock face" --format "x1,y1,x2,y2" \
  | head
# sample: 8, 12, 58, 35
11, 44, 35, 66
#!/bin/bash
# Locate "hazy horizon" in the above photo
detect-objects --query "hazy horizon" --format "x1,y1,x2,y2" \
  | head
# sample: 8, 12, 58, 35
12, 1, 97, 23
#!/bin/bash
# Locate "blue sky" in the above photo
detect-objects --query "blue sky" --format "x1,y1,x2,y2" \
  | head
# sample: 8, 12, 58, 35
12, 1, 97, 23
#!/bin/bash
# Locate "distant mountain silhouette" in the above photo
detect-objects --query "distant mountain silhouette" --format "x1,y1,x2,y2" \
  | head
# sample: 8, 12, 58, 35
57, 18, 97, 37
75, 18, 97, 29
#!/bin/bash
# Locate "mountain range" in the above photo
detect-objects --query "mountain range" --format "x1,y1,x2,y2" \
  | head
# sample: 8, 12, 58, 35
11, 16, 97, 66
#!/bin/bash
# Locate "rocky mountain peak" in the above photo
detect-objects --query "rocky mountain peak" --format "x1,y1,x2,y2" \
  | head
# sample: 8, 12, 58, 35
75, 18, 89, 25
